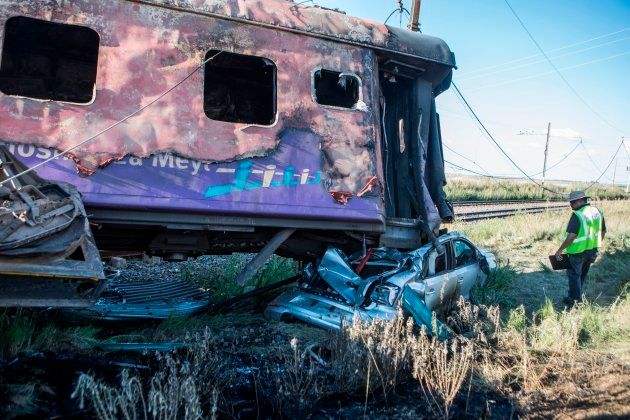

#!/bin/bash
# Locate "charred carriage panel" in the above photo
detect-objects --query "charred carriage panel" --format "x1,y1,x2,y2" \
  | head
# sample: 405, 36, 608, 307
0, 0, 456, 259
0, 0, 380, 197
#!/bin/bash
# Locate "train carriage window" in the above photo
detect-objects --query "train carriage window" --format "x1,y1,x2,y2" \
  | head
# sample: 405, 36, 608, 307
0, 16, 99, 103
204, 50, 276, 125
313, 69, 360, 109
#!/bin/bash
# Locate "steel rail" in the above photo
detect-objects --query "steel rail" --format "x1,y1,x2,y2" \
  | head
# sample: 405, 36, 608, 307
456, 204, 566, 222
452, 199, 564, 207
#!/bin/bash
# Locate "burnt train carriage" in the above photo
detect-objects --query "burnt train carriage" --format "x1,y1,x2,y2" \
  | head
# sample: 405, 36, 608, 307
0, 0, 455, 264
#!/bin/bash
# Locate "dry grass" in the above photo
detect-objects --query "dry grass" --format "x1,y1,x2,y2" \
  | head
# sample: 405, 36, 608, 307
455, 200, 630, 311
412, 333, 475, 419
267, 337, 322, 414
327, 311, 416, 399
445, 175, 628, 201
72, 328, 225, 420
66, 290, 630, 419
6, 191, 629, 418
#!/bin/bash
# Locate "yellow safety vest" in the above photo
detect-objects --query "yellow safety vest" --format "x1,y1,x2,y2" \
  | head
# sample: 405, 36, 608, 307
565, 205, 603, 254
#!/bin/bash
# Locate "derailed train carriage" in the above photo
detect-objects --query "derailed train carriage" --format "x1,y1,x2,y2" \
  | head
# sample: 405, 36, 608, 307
0, 0, 456, 306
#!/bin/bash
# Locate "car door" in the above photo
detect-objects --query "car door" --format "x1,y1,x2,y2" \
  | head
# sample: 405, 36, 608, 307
450, 239, 480, 299
422, 242, 452, 311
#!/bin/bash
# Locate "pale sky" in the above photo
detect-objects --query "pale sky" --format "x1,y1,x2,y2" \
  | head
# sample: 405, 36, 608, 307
316, 0, 630, 184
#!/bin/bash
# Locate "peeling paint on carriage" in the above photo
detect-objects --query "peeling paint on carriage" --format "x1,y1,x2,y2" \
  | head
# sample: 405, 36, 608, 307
0, 0, 455, 199
0, 0, 395, 195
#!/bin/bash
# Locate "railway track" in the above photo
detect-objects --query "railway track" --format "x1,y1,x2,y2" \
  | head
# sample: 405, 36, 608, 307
452, 200, 567, 222
452, 199, 563, 207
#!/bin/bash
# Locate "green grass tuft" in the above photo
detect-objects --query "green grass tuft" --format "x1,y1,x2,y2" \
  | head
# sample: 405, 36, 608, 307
471, 265, 516, 308
181, 254, 298, 304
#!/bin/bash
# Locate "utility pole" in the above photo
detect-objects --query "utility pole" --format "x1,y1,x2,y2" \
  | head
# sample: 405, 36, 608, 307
624, 138, 629, 193
541, 122, 551, 193
407, 0, 421, 32
612, 158, 618, 186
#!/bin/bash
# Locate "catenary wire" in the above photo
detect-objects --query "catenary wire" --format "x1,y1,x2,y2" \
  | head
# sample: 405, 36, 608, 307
466, 50, 630, 92
463, 26, 630, 76
445, 160, 505, 178
580, 141, 616, 183
444, 159, 524, 194
503, 0, 629, 135
459, 35, 630, 82
0, 51, 223, 187
622, 138, 630, 160
529, 139, 583, 176
584, 139, 626, 190
442, 142, 494, 176
451, 82, 565, 195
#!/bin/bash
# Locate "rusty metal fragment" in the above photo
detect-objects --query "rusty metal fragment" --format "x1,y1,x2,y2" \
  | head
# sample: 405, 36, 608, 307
329, 191, 353, 205
0, 146, 105, 307
356, 175, 378, 197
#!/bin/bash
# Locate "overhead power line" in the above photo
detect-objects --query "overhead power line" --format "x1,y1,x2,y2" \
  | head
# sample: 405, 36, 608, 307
451, 82, 565, 195
530, 139, 582, 176
445, 160, 496, 178
442, 142, 493, 176
459, 35, 630, 82
584, 139, 626, 190
444, 159, 526, 197
622, 137, 630, 160
503, 0, 629, 135
467, 50, 630, 92
580, 141, 616, 183
464, 26, 630, 76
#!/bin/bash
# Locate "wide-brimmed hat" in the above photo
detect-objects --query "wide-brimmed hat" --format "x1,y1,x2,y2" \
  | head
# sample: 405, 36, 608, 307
568, 190, 589, 202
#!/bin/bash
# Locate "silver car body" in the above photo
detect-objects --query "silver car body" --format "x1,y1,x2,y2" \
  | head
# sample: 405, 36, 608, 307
265, 231, 496, 330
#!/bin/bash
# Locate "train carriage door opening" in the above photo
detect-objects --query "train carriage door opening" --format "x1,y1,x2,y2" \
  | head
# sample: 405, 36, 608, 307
379, 60, 452, 229
380, 72, 414, 218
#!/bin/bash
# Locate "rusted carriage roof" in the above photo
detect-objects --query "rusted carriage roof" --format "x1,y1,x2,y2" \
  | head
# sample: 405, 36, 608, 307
141, 0, 456, 67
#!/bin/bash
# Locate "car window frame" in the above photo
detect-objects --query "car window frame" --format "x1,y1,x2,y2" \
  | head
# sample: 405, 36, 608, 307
451, 238, 478, 269
423, 241, 452, 278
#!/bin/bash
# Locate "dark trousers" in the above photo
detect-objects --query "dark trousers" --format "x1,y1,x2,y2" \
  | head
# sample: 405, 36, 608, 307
566, 249, 598, 303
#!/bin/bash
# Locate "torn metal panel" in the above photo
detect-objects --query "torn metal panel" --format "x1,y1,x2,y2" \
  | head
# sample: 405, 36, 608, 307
0, 146, 105, 307
317, 248, 364, 305
70, 277, 209, 321
265, 231, 496, 331
402, 285, 450, 340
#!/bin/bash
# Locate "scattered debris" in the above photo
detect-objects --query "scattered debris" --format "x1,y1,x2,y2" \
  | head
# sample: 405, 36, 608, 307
329, 191, 353, 205
141, 254, 163, 266
108, 256, 127, 269
0, 146, 104, 307
69, 276, 209, 321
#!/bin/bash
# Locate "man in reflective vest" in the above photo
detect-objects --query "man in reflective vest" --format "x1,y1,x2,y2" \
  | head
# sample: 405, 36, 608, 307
554, 191, 606, 306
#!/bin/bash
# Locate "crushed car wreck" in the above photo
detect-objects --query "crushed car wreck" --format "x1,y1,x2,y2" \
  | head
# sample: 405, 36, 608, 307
265, 232, 496, 331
